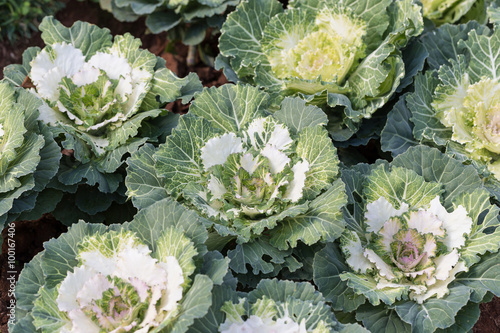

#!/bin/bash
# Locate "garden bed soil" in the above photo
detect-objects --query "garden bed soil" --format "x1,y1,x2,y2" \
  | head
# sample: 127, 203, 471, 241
0, 1, 498, 332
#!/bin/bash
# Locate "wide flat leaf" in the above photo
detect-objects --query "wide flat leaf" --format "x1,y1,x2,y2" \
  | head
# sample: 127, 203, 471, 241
355, 304, 411, 333
270, 179, 347, 250
39, 16, 112, 60
391, 145, 482, 209
394, 284, 472, 333
41, 221, 108, 288
219, 0, 283, 73
31, 286, 69, 333
154, 114, 217, 195
461, 28, 500, 82
188, 84, 270, 133
313, 243, 366, 312
227, 239, 295, 275
381, 95, 418, 156
454, 251, 500, 303
129, 197, 208, 256
273, 97, 328, 135
126, 143, 168, 209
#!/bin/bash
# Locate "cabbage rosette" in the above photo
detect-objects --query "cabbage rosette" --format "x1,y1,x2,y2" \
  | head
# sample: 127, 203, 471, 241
313, 145, 500, 332
126, 84, 347, 276
217, 0, 423, 141
3, 16, 201, 194
9, 197, 230, 333
99, 0, 240, 46
0, 81, 60, 227
218, 279, 368, 333
382, 22, 500, 198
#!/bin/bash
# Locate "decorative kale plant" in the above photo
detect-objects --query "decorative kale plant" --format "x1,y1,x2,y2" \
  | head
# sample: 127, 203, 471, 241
313, 145, 500, 332
219, 279, 367, 333
0, 81, 60, 227
9, 197, 230, 333
381, 21, 500, 198
216, 0, 424, 141
126, 83, 347, 277
98, 0, 240, 46
3, 16, 201, 223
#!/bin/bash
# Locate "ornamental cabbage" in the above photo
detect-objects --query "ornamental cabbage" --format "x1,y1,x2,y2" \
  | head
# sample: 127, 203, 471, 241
3, 16, 201, 222
0, 81, 60, 226
313, 146, 500, 332
381, 23, 500, 198
217, 0, 423, 140
219, 279, 367, 333
9, 198, 229, 333
126, 84, 347, 275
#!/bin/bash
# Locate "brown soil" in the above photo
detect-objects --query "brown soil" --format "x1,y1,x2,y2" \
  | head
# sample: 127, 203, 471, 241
474, 297, 500, 333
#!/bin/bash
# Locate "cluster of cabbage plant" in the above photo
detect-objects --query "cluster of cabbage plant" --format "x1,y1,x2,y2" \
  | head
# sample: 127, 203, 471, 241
314, 146, 500, 332
3, 16, 201, 223
126, 83, 347, 276
217, 0, 424, 141
9, 198, 230, 333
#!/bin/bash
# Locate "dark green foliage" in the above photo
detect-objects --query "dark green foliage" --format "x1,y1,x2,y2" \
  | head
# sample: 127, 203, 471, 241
0, 0, 64, 43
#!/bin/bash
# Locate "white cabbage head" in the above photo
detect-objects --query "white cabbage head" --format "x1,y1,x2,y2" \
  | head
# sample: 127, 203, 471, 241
55, 231, 184, 332
199, 116, 310, 220
342, 196, 473, 303
29, 40, 153, 153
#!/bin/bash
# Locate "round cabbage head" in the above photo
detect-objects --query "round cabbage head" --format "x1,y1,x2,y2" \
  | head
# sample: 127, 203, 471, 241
126, 84, 347, 276
218, 0, 423, 140
10, 198, 229, 333
313, 146, 500, 332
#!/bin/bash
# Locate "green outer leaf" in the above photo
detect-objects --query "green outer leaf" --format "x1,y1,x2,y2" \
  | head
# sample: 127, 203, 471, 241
461, 28, 500, 82
157, 274, 214, 333
340, 271, 408, 306
454, 251, 500, 303
15, 252, 44, 312
125, 143, 168, 209
188, 281, 239, 333
364, 164, 442, 210
188, 84, 270, 133
0, 176, 35, 221
296, 125, 340, 199
453, 188, 500, 266
154, 114, 217, 195
0, 133, 44, 194
422, 21, 489, 71
407, 72, 451, 145
273, 97, 328, 134
31, 286, 69, 333
39, 16, 112, 60
141, 69, 202, 110
129, 197, 208, 256
41, 221, 108, 288
355, 304, 411, 333
381, 94, 418, 156
313, 243, 366, 312
249, 278, 324, 305
435, 301, 480, 333
219, 0, 283, 73
394, 285, 472, 333
199, 251, 231, 286
391, 145, 482, 209
227, 238, 295, 274
270, 178, 347, 250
